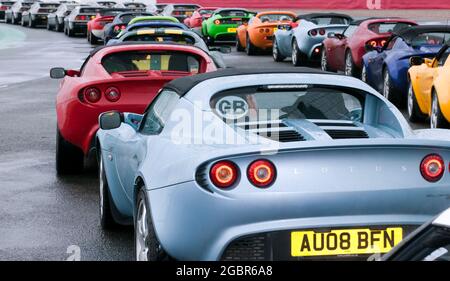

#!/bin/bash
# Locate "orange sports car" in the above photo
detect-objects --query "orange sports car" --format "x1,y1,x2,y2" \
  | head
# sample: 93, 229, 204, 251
236, 11, 296, 55
408, 44, 450, 128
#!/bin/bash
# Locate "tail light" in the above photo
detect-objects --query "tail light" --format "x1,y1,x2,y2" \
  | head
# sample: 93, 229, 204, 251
76, 15, 87, 21
367, 39, 388, 48
420, 154, 445, 182
247, 160, 276, 188
214, 19, 220, 25
319, 29, 326, 36
83, 87, 101, 103
210, 160, 239, 188
104, 87, 120, 102
0, 6, 7, 11
309, 29, 318, 36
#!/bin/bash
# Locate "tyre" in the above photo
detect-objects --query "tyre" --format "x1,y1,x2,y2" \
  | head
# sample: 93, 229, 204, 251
67, 27, 74, 37
98, 151, 119, 229
236, 34, 244, 52
430, 89, 450, 129
56, 128, 84, 175
12, 15, 17, 24
407, 81, 427, 122
382, 68, 401, 106
29, 19, 34, 28
20, 17, 25, 26
344, 50, 359, 77
272, 38, 285, 62
361, 64, 368, 83
55, 19, 62, 32
245, 34, 257, 56
291, 39, 305, 66
89, 32, 99, 45
135, 187, 171, 261
46, 20, 51, 30
320, 47, 332, 72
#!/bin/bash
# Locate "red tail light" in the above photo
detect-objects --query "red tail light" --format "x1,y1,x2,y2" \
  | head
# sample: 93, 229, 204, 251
420, 154, 445, 182
247, 160, 276, 188
114, 25, 120, 31
104, 87, 120, 102
310, 29, 318, 36
0, 6, 7, 11
214, 19, 220, 25
290, 22, 298, 29
319, 29, 326, 36
367, 38, 388, 48
83, 87, 101, 103
76, 15, 87, 21
210, 160, 238, 188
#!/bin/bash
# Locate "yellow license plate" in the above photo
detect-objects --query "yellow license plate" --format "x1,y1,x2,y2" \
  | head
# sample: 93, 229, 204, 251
227, 28, 237, 33
291, 227, 403, 257
273, 27, 278, 32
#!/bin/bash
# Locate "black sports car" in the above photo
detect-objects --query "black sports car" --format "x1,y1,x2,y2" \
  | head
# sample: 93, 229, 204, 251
102, 10, 154, 43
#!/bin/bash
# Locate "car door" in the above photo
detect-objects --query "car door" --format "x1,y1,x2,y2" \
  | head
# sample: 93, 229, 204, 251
114, 89, 180, 202
370, 37, 397, 91
334, 25, 357, 70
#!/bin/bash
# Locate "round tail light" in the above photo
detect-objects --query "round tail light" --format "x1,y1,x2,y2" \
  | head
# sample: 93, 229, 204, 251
210, 160, 238, 188
319, 29, 325, 36
105, 86, 121, 102
214, 19, 220, 25
420, 154, 444, 182
310, 29, 317, 36
247, 159, 276, 188
84, 87, 101, 103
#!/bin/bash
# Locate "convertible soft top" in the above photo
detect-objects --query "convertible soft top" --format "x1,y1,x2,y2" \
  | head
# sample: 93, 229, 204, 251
164, 67, 331, 96
295, 13, 353, 22
395, 25, 450, 42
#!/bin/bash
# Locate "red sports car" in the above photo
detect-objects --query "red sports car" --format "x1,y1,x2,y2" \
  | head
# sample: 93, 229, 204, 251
321, 18, 417, 77
51, 44, 217, 175
87, 8, 130, 44
183, 7, 218, 28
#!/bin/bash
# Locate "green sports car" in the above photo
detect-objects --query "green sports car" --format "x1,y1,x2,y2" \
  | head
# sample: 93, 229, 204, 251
202, 8, 256, 44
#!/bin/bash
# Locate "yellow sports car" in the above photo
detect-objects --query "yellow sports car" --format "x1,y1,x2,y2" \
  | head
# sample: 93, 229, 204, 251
408, 44, 450, 128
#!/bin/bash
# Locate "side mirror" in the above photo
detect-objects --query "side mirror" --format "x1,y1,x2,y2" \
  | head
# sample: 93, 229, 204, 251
410, 56, 424, 66
334, 33, 345, 40
327, 32, 336, 38
99, 111, 123, 130
50, 67, 66, 79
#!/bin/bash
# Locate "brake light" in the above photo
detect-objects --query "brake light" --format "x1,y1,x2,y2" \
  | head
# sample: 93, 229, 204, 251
114, 25, 119, 31
310, 29, 318, 36
210, 160, 238, 188
367, 39, 388, 48
214, 19, 220, 25
83, 87, 101, 103
247, 160, 276, 188
319, 29, 326, 36
76, 15, 87, 21
0, 6, 7, 11
290, 22, 298, 29
104, 87, 120, 102
420, 154, 445, 182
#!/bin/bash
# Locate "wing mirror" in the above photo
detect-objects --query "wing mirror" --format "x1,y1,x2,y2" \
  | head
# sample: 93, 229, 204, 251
410, 56, 425, 66
99, 111, 123, 130
327, 32, 336, 38
50, 67, 66, 79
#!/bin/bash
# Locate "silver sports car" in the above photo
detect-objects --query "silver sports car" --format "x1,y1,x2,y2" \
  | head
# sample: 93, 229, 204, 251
273, 13, 352, 66
96, 68, 450, 261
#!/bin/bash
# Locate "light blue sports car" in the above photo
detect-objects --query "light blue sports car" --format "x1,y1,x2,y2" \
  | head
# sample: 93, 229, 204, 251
273, 13, 352, 66
96, 68, 450, 261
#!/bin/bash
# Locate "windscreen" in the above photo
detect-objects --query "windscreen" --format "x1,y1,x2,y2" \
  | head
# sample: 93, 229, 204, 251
0, 1, 15, 5
368, 22, 415, 34
258, 14, 294, 23
123, 34, 195, 45
128, 24, 183, 32
199, 9, 216, 15
409, 32, 450, 47
174, 5, 199, 10
210, 85, 364, 122
309, 16, 350, 25
100, 9, 127, 16
119, 13, 152, 23
79, 7, 103, 14
102, 51, 201, 74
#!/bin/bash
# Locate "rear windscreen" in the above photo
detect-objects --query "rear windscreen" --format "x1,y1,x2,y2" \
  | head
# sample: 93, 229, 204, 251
119, 13, 152, 23
309, 16, 350, 25
210, 85, 364, 122
80, 8, 103, 14
199, 9, 216, 15
409, 32, 450, 47
258, 14, 294, 23
41, 4, 59, 8
123, 34, 195, 45
1, 1, 15, 5
174, 5, 199, 10
368, 22, 415, 34
128, 24, 183, 32
217, 10, 248, 17
101, 51, 201, 73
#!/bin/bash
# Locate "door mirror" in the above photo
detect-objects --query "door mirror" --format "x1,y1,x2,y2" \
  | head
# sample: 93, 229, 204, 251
50, 67, 66, 79
410, 56, 424, 66
99, 111, 123, 130
327, 32, 336, 38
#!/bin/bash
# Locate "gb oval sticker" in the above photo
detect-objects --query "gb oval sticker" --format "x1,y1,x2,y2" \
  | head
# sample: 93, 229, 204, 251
215, 96, 249, 119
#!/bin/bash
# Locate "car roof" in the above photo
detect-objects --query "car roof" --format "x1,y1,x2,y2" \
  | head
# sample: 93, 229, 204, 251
164, 68, 330, 96
433, 208, 450, 227
296, 13, 353, 21
350, 17, 411, 26
395, 25, 450, 39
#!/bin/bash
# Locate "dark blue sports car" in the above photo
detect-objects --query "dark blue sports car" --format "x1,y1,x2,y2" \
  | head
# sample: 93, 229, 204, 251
361, 25, 450, 106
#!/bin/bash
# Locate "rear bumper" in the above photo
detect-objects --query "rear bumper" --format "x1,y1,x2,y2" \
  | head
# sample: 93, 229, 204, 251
250, 32, 274, 49
91, 29, 104, 38
31, 14, 48, 25
0, 11, 5, 20
69, 21, 87, 34
148, 181, 450, 261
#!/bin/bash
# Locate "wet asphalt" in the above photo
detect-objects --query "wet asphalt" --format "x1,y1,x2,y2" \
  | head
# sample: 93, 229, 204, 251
0, 21, 429, 260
